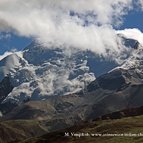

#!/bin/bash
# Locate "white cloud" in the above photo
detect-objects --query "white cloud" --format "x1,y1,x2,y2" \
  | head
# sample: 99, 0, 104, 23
0, 0, 138, 57
138, 0, 143, 9
0, 0, 133, 25
117, 28, 143, 45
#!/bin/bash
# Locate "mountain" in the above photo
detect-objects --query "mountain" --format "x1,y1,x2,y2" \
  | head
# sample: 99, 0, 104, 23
0, 34, 139, 107
0, 33, 143, 142
3, 54, 143, 132
3, 66, 143, 124
0, 33, 142, 115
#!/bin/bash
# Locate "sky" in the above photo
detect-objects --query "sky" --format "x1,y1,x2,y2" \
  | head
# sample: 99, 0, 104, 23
0, 0, 143, 55
120, 9, 143, 31
0, 33, 31, 54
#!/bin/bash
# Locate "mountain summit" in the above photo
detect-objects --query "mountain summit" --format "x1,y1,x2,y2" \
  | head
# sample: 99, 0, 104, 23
0, 33, 142, 113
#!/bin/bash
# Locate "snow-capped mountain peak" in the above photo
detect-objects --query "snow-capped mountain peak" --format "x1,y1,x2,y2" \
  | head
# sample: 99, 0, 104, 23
0, 33, 143, 104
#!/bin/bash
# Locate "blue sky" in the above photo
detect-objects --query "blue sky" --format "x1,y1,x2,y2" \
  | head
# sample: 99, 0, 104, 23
0, 8, 143, 55
0, 34, 31, 54
120, 9, 143, 31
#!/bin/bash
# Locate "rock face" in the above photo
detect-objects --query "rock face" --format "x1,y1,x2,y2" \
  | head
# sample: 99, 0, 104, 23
87, 67, 143, 92
87, 69, 126, 92
0, 77, 14, 114
0, 77, 13, 104
0, 54, 25, 81
0, 45, 120, 104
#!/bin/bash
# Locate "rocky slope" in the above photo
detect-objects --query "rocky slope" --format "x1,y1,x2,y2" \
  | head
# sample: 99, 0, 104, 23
1, 105, 143, 143
0, 120, 47, 143
22, 108, 143, 143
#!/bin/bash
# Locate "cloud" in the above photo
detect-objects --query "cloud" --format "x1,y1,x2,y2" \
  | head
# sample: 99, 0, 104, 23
0, 0, 133, 25
0, 0, 138, 57
117, 28, 143, 45
138, 0, 143, 9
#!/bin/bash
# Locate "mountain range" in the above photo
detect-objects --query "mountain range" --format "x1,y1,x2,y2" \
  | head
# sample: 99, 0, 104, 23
0, 32, 143, 143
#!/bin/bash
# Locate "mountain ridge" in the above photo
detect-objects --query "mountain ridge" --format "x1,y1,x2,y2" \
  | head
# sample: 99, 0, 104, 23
0, 33, 143, 143
0, 34, 140, 105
